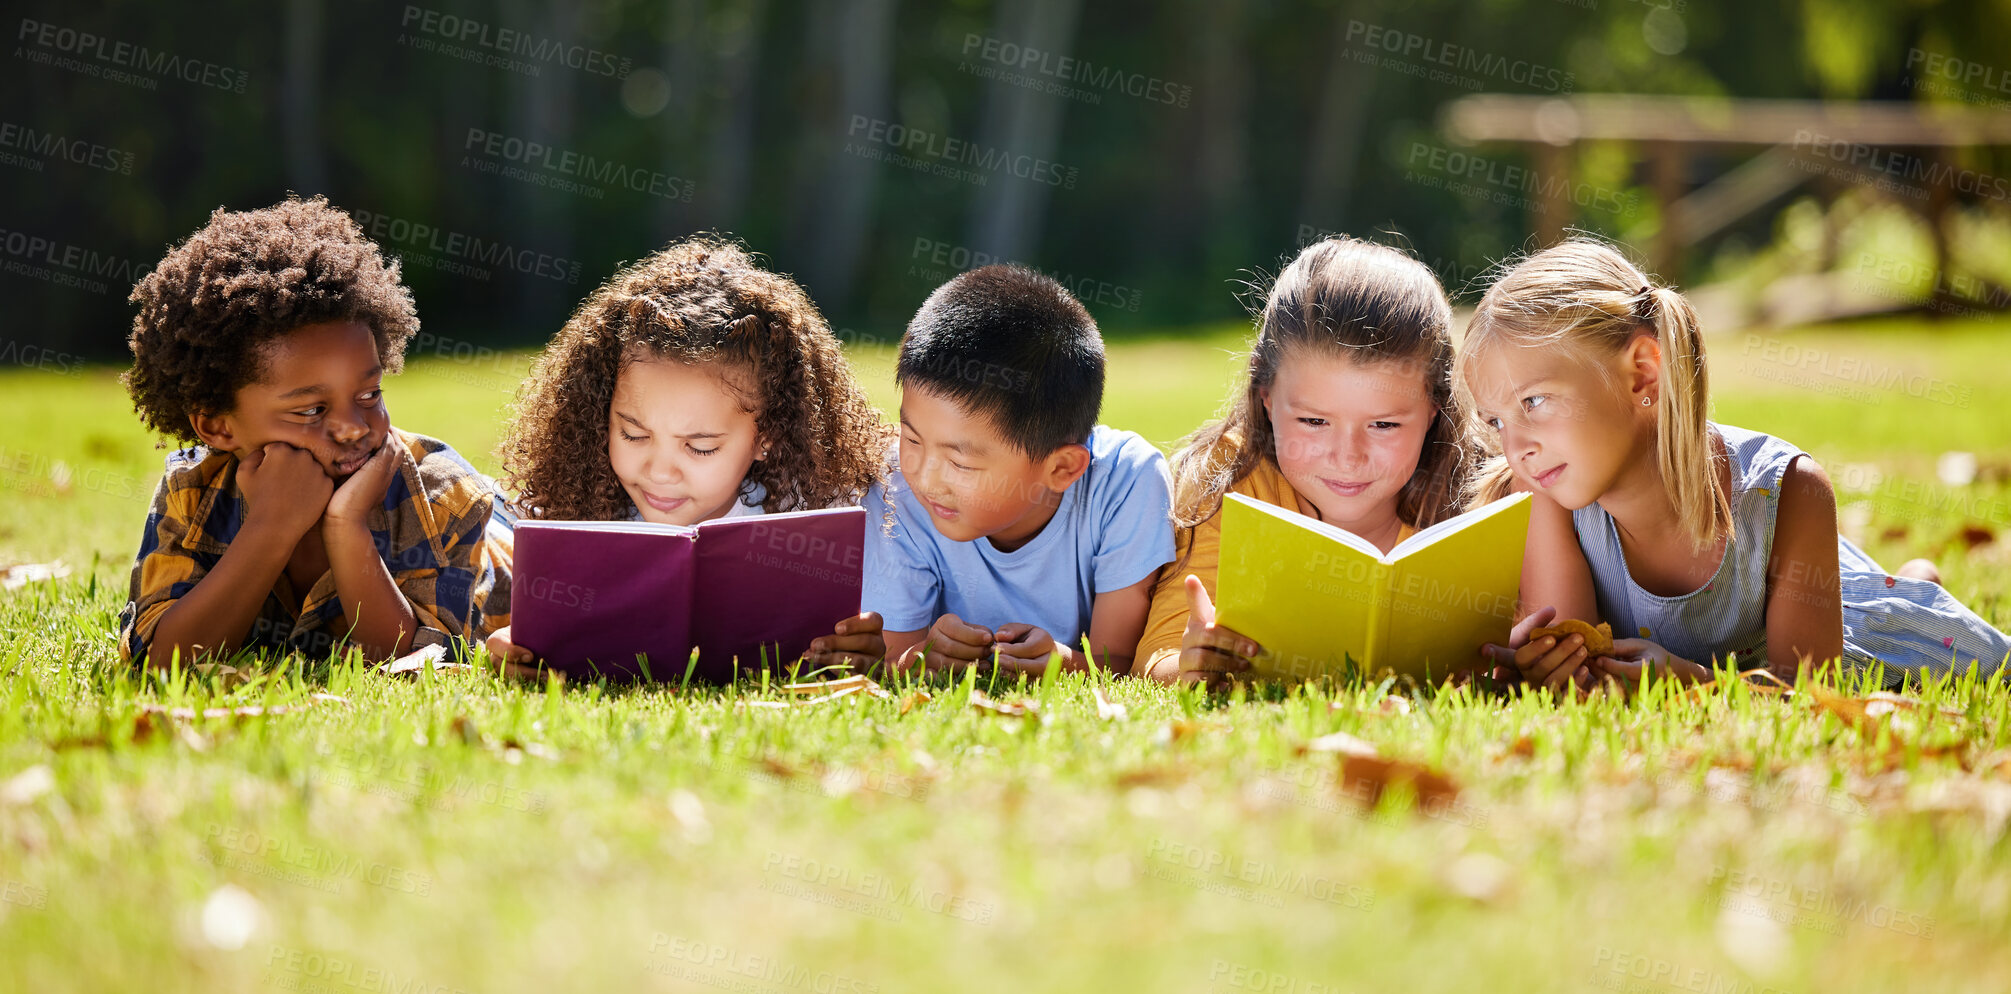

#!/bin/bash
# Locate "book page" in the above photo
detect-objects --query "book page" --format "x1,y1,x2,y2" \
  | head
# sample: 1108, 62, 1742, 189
1214, 495, 1387, 681
1381, 494, 1530, 680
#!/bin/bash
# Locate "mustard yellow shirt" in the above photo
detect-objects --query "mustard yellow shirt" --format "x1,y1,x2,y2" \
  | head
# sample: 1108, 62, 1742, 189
1133, 456, 1414, 681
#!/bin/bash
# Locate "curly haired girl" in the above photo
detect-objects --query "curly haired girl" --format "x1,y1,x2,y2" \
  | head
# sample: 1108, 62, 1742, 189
485, 235, 894, 669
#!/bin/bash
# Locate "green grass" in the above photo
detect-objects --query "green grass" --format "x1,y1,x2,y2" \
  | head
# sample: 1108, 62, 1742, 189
2, 320, 2010, 993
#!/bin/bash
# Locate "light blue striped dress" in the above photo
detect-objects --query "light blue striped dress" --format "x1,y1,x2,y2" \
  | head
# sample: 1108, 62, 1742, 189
1572, 422, 2011, 685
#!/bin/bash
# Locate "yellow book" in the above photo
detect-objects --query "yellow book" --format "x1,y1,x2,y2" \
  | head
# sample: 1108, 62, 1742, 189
1214, 491, 1531, 682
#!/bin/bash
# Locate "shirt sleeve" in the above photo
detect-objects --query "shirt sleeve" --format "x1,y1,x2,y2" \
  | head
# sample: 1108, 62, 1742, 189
396, 479, 514, 653
1133, 511, 1221, 679
117, 473, 208, 664
1091, 435, 1178, 594
861, 486, 943, 633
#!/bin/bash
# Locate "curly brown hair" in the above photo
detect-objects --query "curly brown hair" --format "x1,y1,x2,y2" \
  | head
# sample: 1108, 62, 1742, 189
501, 235, 892, 521
123, 195, 419, 443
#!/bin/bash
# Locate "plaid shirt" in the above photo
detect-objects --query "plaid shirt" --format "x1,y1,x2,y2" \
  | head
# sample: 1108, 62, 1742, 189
117, 428, 515, 663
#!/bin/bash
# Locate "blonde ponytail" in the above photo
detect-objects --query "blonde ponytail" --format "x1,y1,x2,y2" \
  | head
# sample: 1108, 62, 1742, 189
1457, 239, 1731, 552
1645, 286, 1731, 552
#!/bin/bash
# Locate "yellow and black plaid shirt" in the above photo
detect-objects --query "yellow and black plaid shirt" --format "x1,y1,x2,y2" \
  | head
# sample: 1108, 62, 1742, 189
117, 428, 515, 663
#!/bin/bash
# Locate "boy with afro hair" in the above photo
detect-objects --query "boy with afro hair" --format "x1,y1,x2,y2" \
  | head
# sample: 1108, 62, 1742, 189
117, 195, 514, 667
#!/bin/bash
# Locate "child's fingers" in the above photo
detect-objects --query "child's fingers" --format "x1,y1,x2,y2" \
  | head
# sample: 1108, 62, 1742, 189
1187, 624, 1257, 661
934, 614, 993, 647
1508, 606, 1558, 646
1512, 635, 1559, 668
834, 612, 882, 637
1182, 575, 1216, 630
992, 622, 1034, 644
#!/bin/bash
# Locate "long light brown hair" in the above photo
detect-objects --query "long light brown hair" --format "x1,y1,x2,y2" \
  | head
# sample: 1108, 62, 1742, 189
1171, 236, 1480, 533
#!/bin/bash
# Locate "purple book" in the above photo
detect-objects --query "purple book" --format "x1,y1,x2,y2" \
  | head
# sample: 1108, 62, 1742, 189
510, 506, 865, 682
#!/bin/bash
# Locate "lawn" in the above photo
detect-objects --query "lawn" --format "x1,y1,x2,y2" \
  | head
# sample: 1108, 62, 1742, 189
2, 318, 2009, 994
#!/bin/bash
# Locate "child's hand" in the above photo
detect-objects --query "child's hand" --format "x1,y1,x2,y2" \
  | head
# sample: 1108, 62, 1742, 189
1482, 606, 1594, 693
325, 438, 400, 530
916, 613, 994, 669
1177, 575, 1259, 689
238, 442, 333, 538
485, 625, 533, 665
482, 625, 548, 680
807, 612, 886, 668
1590, 639, 1710, 694
991, 623, 1061, 667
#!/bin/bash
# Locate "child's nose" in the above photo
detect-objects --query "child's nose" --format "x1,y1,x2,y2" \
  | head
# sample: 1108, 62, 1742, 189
328, 411, 368, 446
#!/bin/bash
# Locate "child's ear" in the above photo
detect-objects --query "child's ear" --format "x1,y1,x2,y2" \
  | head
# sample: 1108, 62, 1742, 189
189, 411, 238, 452
1622, 333, 1664, 405
1041, 443, 1093, 492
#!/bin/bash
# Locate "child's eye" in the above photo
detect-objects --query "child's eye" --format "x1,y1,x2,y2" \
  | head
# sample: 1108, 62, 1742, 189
1297, 417, 1328, 428
687, 444, 719, 457
358, 389, 382, 405
1369, 421, 1400, 431
618, 430, 646, 443
1522, 395, 1548, 413
950, 461, 976, 473
294, 406, 325, 420
1483, 416, 1503, 431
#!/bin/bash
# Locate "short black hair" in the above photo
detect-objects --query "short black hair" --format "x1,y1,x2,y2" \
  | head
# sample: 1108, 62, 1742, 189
123, 195, 418, 444
896, 264, 1104, 458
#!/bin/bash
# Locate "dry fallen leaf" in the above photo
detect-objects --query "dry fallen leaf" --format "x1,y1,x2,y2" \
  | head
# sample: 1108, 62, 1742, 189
1808, 685, 1963, 739
1302, 730, 1379, 758
898, 690, 934, 715
378, 644, 471, 677
1375, 695, 1412, 716
968, 689, 1037, 718
1092, 686, 1129, 721
1335, 754, 1462, 813
0, 765, 54, 806
0, 561, 69, 591
784, 674, 893, 701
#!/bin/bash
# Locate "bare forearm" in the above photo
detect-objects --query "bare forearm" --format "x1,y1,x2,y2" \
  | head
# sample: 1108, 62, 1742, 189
146, 524, 296, 667
326, 524, 417, 659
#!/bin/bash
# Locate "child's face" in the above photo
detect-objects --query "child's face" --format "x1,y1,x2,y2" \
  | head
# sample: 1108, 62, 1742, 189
1466, 343, 1647, 510
896, 385, 1079, 549
196, 320, 390, 479
607, 356, 763, 526
1262, 350, 1434, 531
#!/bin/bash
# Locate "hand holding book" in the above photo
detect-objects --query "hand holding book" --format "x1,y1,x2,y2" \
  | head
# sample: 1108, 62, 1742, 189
1177, 575, 1260, 688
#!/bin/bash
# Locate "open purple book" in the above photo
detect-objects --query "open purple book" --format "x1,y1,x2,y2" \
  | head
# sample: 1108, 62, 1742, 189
510, 506, 865, 682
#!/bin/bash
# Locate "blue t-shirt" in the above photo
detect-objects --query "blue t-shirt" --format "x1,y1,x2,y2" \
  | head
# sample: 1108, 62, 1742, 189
863, 425, 1177, 645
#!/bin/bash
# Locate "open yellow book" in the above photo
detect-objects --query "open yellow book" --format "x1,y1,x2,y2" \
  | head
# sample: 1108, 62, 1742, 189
1214, 491, 1531, 682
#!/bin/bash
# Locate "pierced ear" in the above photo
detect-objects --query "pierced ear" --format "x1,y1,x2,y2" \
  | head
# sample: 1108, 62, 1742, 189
189, 411, 237, 452
1624, 333, 1664, 403
1042, 443, 1093, 492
